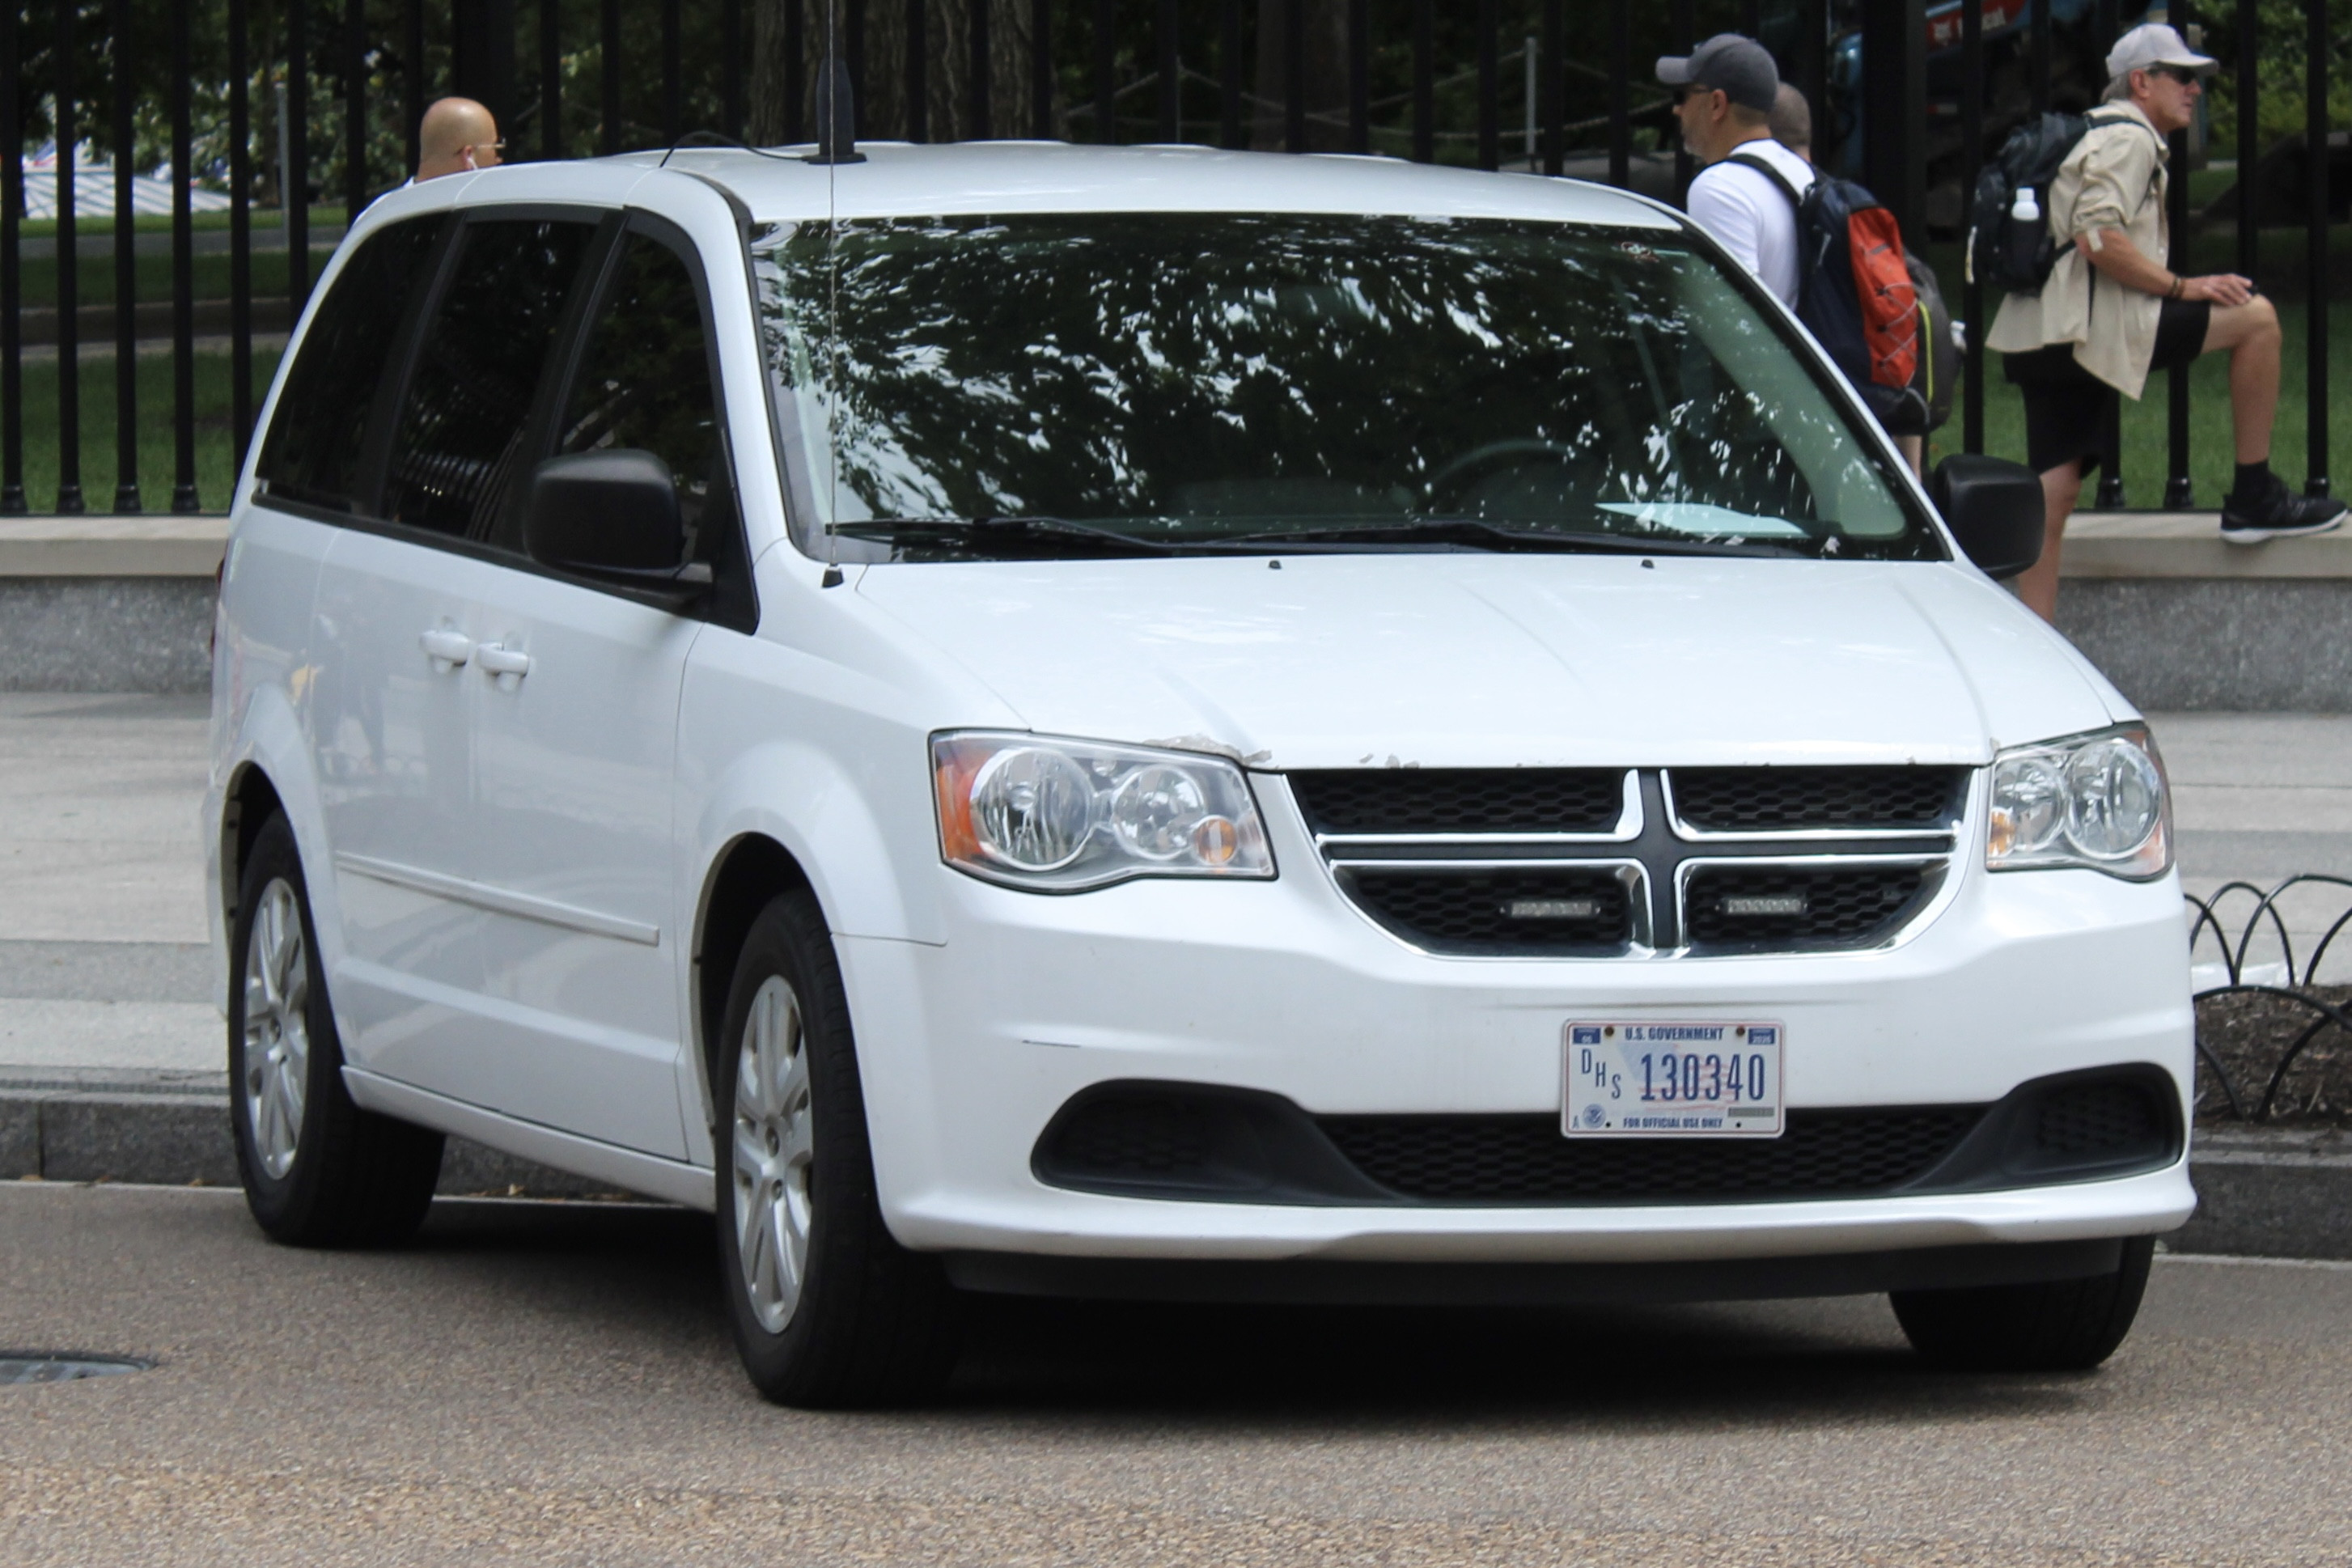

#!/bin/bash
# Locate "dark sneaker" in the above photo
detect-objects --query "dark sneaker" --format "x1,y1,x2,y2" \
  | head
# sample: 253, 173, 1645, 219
2221, 475, 2350, 545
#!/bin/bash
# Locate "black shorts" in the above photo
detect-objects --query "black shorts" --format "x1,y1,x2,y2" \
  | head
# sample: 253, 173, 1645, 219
2003, 298, 2213, 477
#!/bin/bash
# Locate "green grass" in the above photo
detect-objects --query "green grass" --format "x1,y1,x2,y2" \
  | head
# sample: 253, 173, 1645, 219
15, 205, 350, 239
17, 245, 320, 311
7, 345, 282, 514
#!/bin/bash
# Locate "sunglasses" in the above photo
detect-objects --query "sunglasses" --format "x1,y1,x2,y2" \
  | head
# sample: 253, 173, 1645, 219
2146, 65, 2201, 86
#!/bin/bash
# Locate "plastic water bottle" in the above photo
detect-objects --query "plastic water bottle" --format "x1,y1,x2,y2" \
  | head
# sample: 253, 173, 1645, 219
2007, 185, 2045, 282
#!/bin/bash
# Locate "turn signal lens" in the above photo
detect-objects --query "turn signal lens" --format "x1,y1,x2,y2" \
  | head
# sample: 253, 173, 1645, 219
931, 732, 1275, 892
1986, 725, 2170, 879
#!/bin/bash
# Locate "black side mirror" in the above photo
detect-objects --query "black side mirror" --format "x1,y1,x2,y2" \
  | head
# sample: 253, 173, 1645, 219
1930, 454, 2045, 581
528, 448, 685, 574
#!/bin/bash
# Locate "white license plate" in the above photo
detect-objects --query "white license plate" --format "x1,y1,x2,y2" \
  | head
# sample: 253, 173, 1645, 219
1562, 1020, 1784, 1137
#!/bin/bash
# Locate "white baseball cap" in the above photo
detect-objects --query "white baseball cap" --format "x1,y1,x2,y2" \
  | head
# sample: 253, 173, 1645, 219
2105, 22, 2217, 82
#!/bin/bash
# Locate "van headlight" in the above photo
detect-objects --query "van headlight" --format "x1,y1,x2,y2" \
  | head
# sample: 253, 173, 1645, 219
1986, 725, 2170, 879
931, 732, 1275, 891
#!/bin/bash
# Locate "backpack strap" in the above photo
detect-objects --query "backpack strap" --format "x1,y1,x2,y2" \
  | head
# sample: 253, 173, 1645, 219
1723, 149, 1807, 212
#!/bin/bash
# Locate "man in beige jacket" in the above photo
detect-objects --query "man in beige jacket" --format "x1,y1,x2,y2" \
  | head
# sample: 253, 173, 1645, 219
1990, 23, 2343, 621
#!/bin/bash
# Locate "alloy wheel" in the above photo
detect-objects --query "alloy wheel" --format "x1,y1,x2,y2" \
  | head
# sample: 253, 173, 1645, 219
240, 878, 311, 1180
732, 975, 815, 1333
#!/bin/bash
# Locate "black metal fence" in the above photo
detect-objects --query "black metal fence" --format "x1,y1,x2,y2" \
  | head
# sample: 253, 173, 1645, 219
1, 0, 2341, 516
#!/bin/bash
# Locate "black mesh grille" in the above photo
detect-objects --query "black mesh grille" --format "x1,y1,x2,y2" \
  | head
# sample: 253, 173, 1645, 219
1683, 865, 1930, 947
1343, 867, 1633, 953
1045, 1094, 1215, 1180
1668, 767, 1964, 833
2036, 1079, 2163, 1157
1289, 769, 1622, 835
1319, 1108, 1984, 1203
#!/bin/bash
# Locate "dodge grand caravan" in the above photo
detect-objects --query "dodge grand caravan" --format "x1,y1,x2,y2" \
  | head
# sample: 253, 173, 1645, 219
207, 142, 2193, 1405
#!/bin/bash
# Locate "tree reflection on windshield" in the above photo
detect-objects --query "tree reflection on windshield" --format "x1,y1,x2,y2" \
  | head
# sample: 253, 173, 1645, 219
754, 214, 1934, 563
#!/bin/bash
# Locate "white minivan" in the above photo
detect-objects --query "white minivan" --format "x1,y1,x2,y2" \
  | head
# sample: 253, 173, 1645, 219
207, 140, 2193, 1405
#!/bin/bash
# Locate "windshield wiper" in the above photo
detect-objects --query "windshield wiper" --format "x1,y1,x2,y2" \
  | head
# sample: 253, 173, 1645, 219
830, 515, 1263, 557
1220, 518, 1811, 557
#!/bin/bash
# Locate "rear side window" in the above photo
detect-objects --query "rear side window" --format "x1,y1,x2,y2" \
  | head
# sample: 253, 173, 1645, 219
553, 230, 730, 562
381, 218, 596, 540
254, 218, 439, 511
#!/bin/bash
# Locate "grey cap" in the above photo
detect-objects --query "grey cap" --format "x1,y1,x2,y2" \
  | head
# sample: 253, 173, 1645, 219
1656, 34, 1780, 114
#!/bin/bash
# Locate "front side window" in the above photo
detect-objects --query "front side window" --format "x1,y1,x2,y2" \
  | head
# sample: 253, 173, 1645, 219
255, 217, 440, 511
553, 230, 731, 566
381, 217, 596, 540
754, 214, 1939, 562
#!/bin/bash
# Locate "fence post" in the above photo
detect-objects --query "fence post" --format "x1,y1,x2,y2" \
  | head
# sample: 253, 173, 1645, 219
1476, 0, 1497, 172
1671, 0, 1693, 205
725, 0, 745, 141
600, 0, 621, 153
2163, 6, 2193, 507
904, 0, 925, 142
1098, 0, 1118, 145
405, 0, 425, 171
1347, 0, 1368, 155
1860, 0, 1926, 243
664, 0, 684, 143
787, 0, 805, 140
1540, 0, 1562, 176
2091, 0, 2125, 507
231, 0, 252, 471
2303, 0, 2330, 500
1608, 0, 1628, 187
1221, 0, 1243, 148
287, 0, 311, 315
172, 0, 197, 514
1961, 0, 1985, 456
2234, 0, 2254, 277
1161, 0, 1182, 143
1033, 0, 1054, 138
112, 0, 140, 514
1284, 0, 1305, 151
1412, 0, 1432, 163
0, 6, 21, 515
54, 0, 83, 516
544, 0, 567, 158
345, 0, 367, 217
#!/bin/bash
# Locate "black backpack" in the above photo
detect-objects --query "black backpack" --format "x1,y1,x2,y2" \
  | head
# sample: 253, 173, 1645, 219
1967, 109, 2161, 294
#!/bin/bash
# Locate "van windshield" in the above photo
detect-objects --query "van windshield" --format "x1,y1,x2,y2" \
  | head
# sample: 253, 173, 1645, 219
752, 213, 1941, 563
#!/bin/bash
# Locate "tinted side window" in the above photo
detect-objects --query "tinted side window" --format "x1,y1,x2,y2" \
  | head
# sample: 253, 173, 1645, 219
382, 218, 595, 540
255, 218, 439, 511
553, 231, 730, 563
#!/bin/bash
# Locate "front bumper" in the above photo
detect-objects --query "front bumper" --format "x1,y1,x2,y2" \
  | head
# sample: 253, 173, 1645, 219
839, 793, 2195, 1266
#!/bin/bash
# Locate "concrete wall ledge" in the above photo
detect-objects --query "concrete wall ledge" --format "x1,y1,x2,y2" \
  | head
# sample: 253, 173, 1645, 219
5, 512, 2348, 708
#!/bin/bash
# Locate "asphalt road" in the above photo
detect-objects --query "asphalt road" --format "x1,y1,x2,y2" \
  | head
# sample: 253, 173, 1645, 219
3, 1184, 2347, 1566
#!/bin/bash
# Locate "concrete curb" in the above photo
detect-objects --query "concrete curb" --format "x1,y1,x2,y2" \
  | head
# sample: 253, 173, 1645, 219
7, 1074, 2348, 1253
0, 1074, 648, 1201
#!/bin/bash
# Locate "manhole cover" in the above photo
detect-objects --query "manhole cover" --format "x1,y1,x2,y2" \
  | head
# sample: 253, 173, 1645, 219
0, 1352, 150, 1385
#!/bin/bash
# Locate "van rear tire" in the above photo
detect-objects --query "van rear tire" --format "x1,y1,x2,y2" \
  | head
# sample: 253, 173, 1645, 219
229, 813, 445, 1247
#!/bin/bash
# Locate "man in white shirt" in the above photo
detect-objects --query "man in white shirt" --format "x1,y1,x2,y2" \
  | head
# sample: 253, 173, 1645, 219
1656, 35, 1813, 309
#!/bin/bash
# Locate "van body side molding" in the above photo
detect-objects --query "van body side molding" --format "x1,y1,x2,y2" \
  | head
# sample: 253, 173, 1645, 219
333, 851, 661, 947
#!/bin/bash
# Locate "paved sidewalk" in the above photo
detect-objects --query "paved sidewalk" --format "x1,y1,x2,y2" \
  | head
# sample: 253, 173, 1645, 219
2, 693, 2348, 1080
0, 693, 215, 1079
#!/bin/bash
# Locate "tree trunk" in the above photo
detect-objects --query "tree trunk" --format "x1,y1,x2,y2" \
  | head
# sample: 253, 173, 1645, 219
750, 0, 1033, 146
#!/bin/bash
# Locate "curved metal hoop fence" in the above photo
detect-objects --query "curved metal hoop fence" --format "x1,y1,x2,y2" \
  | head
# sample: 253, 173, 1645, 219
2187, 876, 2352, 1123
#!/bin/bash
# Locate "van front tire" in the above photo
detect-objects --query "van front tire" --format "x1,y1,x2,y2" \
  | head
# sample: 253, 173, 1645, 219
715, 892, 961, 1407
1891, 1235, 2155, 1372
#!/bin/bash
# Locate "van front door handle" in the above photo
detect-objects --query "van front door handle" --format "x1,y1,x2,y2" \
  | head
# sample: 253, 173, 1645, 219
477, 642, 532, 681
418, 628, 473, 668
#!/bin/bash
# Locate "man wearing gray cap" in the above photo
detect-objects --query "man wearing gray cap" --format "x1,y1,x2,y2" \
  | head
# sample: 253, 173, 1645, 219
1658, 34, 1814, 309
1992, 22, 2343, 617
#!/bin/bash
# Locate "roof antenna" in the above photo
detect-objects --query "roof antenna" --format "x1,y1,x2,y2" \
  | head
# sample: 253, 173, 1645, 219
806, 57, 865, 165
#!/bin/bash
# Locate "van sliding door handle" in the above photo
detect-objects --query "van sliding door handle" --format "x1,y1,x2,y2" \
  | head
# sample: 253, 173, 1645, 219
477, 642, 532, 679
418, 628, 473, 668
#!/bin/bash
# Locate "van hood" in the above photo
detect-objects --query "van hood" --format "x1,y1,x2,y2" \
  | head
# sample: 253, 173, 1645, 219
852, 553, 2126, 769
